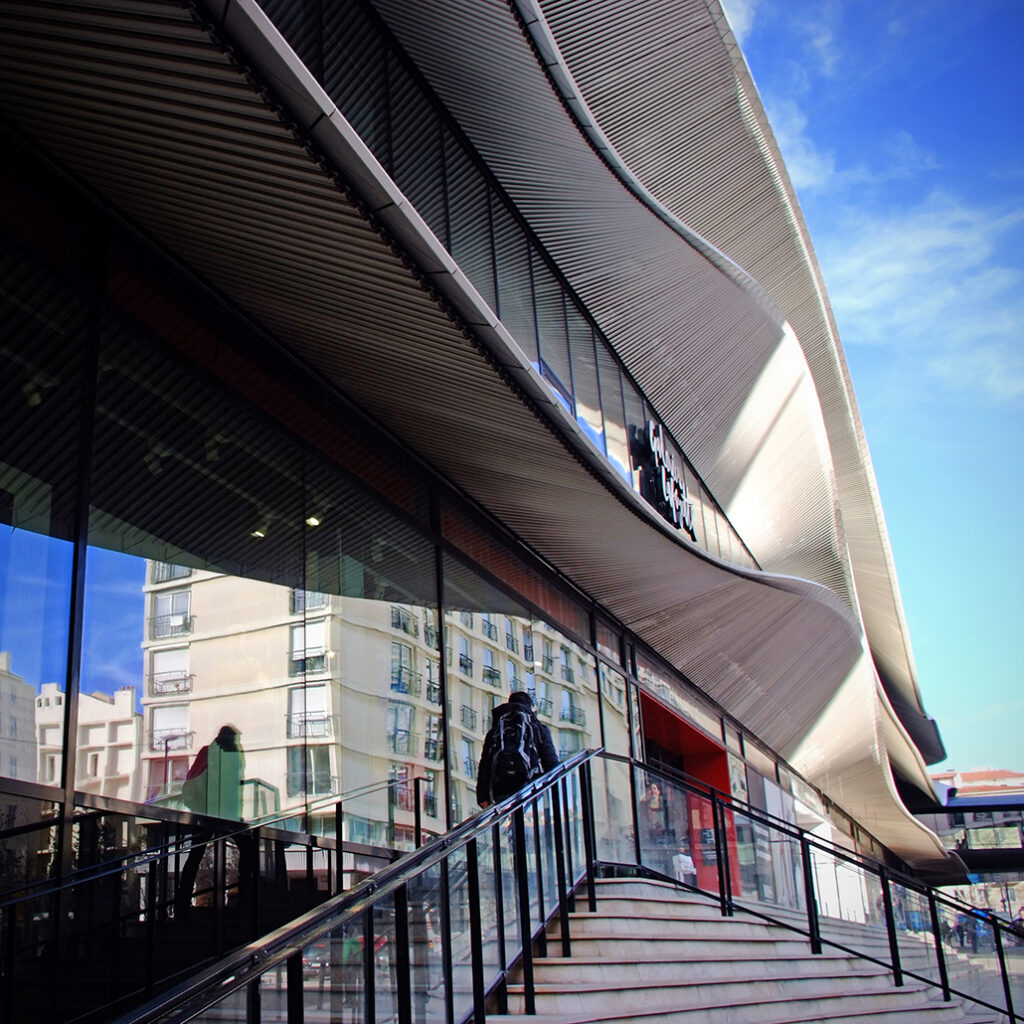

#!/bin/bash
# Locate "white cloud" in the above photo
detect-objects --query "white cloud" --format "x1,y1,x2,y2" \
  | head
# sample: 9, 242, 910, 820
762, 96, 836, 190
719, 0, 760, 46
817, 190, 1024, 401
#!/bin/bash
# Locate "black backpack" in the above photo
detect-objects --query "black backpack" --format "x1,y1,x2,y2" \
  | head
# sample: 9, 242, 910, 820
489, 706, 541, 802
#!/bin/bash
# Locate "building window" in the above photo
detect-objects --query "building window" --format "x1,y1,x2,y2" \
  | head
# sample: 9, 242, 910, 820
542, 639, 554, 675
424, 716, 443, 761
504, 618, 519, 654
461, 737, 476, 780
288, 685, 330, 737
391, 642, 421, 695
287, 745, 332, 797
481, 614, 497, 641
290, 620, 327, 676
150, 704, 192, 752
389, 763, 414, 811
151, 561, 192, 583
150, 589, 192, 639
88, 753, 100, 777
390, 605, 420, 638
460, 611, 474, 629
559, 647, 574, 683
387, 702, 415, 755
523, 628, 535, 663
458, 636, 473, 676
482, 647, 500, 687
150, 646, 192, 696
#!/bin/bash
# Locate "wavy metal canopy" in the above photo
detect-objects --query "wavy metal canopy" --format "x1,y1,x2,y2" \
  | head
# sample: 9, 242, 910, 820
0, 0, 949, 870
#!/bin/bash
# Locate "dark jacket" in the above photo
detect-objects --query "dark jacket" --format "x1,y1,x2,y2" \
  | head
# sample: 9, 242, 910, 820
476, 693, 559, 805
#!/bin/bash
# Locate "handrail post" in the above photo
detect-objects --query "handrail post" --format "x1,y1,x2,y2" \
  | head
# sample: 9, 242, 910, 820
513, 807, 536, 1015
879, 867, 903, 986
414, 778, 424, 848
491, 822, 508, 1015
927, 888, 950, 1001
799, 834, 822, 954
993, 917, 1016, 1022
629, 760, 643, 870
551, 782, 571, 958
560, 777, 576, 911
580, 759, 598, 912
286, 951, 303, 1024
394, 883, 412, 1024
439, 859, 455, 1024
335, 800, 344, 895
362, 906, 375, 1024
710, 791, 730, 917
531, 795, 547, 958
467, 838, 487, 1024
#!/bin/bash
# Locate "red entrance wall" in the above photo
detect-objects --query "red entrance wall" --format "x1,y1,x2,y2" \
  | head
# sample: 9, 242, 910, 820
638, 692, 740, 892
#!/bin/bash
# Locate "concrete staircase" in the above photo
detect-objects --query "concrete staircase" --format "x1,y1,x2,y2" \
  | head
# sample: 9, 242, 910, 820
491, 878, 1004, 1024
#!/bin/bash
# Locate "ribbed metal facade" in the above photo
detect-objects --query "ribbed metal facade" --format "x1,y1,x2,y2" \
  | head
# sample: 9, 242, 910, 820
0, 0, 947, 867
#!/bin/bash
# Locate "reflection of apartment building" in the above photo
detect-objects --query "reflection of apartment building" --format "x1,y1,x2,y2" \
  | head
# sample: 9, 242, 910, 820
35, 681, 141, 800
139, 562, 620, 843
0, 653, 36, 784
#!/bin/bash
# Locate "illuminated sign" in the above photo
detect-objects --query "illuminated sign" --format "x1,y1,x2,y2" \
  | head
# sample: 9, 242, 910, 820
646, 420, 696, 540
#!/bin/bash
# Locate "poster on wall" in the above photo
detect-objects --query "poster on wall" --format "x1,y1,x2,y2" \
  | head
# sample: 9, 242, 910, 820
728, 753, 749, 803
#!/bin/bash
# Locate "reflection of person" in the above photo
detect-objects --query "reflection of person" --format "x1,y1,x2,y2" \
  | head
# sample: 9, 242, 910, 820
175, 725, 257, 917
476, 692, 558, 809
671, 837, 697, 886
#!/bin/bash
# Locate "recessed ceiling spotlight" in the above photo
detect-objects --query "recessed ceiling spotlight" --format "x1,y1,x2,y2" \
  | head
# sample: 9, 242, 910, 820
305, 515, 321, 527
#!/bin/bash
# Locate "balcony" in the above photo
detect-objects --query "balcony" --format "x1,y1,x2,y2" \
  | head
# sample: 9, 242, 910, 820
424, 623, 438, 649
149, 729, 194, 753
523, 642, 535, 662
423, 793, 438, 817
390, 606, 420, 639
481, 620, 498, 641
460, 705, 478, 730
458, 653, 473, 676
148, 671, 193, 697
482, 666, 501, 688
390, 667, 422, 697
462, 757, 476, 779
560, 663, 575, 684
151, 562, 192, 583
560, 706, 586, 727
286, 712, 333, 739
505, 633, 519, 655
286, 770, 336, 797
424, 738, 444, 763
426, 681, 442, 705
387, 731, 418, 756
149, 613, 194, 640
537, 698, 554, 718
542, 655, 554, 674
289, 652, 327, 677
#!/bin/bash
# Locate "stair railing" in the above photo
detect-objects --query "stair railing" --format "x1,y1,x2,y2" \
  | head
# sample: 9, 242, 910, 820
111, 749, 597, 1024
607, 755, 1021, 1023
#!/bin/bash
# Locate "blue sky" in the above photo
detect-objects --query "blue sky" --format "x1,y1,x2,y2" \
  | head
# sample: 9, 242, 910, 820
722, 0, 1024, 772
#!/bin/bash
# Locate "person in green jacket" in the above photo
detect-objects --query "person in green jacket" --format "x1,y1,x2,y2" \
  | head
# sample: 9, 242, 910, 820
175, 726, 256, 916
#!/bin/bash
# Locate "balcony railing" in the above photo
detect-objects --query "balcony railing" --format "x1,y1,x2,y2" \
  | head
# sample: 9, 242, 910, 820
291, 589, 328, 614
426, 681, 442, 705
505, 633, 519, 654
423, 738, 443, 762
149, 729, 194, 752
481, 620, 498, 641
458, 653, 473, 676
149, 613, 194, 640
460, 705, 478, 730
523, 642, 535, 662
289, 652, 327, 677
424, 623, 438, 649
285, 770, 336, 797
148, 671, 194, 696
390, 667, 422, 696
423, 793, 438, 817
150, 562, 192, 583
482, 666, 501, 687
462, 757, 476, 779
536, 697, 553, 718
390, 606, 420, 638
542, 654, 554, 674
560, 663, 575, 684
387, 732, 418, 756
286, 713, 333, 739
560, 706, 586, 727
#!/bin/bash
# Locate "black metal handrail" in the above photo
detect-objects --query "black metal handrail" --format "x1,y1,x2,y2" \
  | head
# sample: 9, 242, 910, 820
76, 752, 1024, 1024
112, 749, 597, 1024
